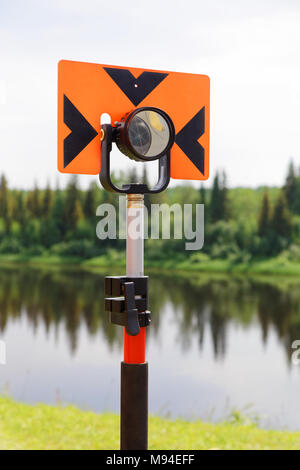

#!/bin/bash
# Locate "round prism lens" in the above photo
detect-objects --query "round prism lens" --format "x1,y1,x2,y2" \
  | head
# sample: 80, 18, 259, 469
128, 116, 152, 156
128, 110, 171, 159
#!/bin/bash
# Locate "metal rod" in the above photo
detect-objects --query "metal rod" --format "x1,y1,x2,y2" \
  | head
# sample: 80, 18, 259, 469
126, 193, 144, 277
121, 193, 148, 450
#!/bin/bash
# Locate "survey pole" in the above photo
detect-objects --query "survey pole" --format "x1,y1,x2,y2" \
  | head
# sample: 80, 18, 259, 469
124, 194, 146, 363
121, 193, 148, 450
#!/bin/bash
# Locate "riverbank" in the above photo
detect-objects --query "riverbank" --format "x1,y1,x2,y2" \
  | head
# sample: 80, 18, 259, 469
0, 397, 299, 450
1, 252, 300, 276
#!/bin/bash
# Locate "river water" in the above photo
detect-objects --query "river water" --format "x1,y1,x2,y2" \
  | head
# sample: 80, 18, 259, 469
0, 265, 299, 430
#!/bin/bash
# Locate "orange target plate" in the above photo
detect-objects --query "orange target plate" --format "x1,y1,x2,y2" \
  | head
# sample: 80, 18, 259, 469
58, 60, 210, 180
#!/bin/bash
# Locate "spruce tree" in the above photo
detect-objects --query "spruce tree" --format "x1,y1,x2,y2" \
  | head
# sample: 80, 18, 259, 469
32, 182, 41, 218
72, 199, 84, 226
210, 172, 220, 222
84, 183, 96, 219
258, 192, 271, 237
15, 191, 26, 228
0, 174, 9, 219
199, 184, 206, 206
284, 160, 296, 212
64, 175, 80, 230
271, 192, 292, 239
209, 171, 231, 223
51, 188, 65, 239
220, 170, 231, 220
42, 182, 53, 219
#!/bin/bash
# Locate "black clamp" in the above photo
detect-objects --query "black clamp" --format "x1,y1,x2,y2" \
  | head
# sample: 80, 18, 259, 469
105, 276, 151, 336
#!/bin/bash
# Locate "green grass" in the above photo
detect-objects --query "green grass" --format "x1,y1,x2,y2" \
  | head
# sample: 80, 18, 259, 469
0, 397, 300, 450
0, 253, 83, 265
2, 252, 300, 277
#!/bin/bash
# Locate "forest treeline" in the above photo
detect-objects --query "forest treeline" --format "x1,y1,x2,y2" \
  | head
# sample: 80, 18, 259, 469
0, 161, 300, 265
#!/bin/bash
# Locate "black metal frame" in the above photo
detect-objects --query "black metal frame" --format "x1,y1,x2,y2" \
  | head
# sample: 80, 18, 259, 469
99, 123, 171, 194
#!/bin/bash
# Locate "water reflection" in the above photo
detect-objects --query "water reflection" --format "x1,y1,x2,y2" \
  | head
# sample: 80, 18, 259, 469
156, 275, 300, 364
0, 267, 122, 353
1, 266, 300, 428
0, 266, 299, 364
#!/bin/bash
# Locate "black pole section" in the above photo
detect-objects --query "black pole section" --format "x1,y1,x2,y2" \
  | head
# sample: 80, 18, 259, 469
121, 362, 148, 450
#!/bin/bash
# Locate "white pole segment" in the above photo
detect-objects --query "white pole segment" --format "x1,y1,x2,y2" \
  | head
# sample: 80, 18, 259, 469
126, 194, 144, 277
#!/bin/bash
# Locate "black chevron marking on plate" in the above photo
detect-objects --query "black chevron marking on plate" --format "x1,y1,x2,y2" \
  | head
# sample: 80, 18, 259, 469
63, 95, 98, 168
104, 68, 168, 106
175, 107, 205, 175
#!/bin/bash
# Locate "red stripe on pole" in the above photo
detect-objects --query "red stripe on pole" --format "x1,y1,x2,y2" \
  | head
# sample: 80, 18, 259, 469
124, 327, 146, 364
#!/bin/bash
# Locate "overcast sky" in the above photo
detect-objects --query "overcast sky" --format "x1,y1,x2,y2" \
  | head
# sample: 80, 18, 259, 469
0, 0, 300, 189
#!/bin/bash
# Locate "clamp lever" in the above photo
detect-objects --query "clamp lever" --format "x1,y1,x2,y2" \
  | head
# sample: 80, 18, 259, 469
123, 282, 140, 336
